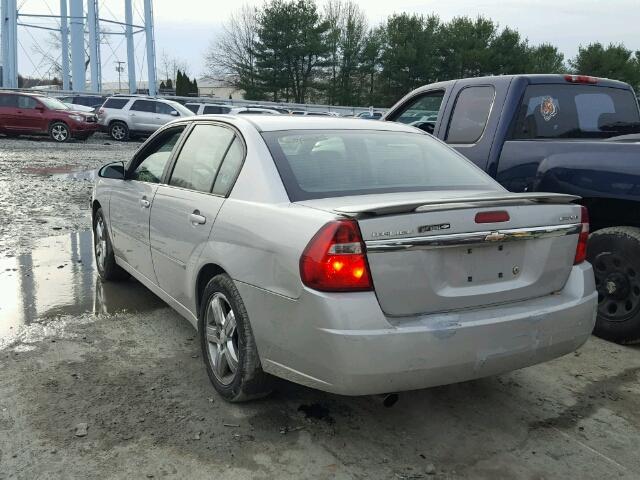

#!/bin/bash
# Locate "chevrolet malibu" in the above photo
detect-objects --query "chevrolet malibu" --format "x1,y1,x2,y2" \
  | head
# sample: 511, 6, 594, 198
92, 116, 597, 401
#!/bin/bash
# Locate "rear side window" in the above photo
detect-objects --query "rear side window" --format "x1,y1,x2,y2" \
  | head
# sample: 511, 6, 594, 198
0, 94, 17, 107
212, 137, 244, 196
131, 100, 156, 112
103, 98, 129, 109
262, 130, 498, 201
169, 124, 234, 193
512, 85, 640, 139
185, 104, 200, 113
446, 86, 495, 144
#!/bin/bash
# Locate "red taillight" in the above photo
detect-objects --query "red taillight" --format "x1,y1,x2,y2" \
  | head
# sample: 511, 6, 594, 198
300, 219, 373, 292
574, 206, 589, 264
475, 210, 510, 224
564, 74, 598, 84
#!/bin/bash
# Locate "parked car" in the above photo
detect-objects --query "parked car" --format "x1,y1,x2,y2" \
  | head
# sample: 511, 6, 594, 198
357, 111, 384, 120
0, 91, 99, 142
97, 96, 194, 141
58, 94, 107, 111
62, 102, 95, 113
92, 116, 596, 401
384, 74, 640, 343
184, 103, 231, 115
227, 107, 282, 115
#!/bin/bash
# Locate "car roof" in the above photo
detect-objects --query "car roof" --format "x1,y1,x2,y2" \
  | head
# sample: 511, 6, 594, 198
185, 115, 421, 133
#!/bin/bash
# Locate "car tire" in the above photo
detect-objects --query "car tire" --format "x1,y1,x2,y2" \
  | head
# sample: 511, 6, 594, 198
93, 207, 129, 282
49, 122, 70, 143
589, 226, 640, 344
199, 274, 273, 402
109, 121, 129, 141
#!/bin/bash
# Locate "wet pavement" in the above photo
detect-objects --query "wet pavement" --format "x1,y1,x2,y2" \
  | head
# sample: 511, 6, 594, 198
0, 230, 164, 343
1, 135, 640, 479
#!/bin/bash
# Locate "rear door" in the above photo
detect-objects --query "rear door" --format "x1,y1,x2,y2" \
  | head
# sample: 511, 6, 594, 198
149, 122, 243, 309
109, 125, 186, 282
128, 99, 156, 131
0, 94, 19, 131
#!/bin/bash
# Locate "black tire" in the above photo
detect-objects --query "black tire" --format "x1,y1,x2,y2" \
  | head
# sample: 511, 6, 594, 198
109, 121, 129, 141
49, 121, 70, 143
199, 274, 273, 402
93, 208, 129, 282
589, 226, 640, 344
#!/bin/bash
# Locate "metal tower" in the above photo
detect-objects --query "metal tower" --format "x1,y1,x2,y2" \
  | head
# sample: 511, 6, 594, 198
0, 0, 158, 95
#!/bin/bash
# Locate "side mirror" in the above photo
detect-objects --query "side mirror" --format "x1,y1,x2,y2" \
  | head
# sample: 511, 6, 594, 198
170, 110, 179, 116
98, 161, 126, 180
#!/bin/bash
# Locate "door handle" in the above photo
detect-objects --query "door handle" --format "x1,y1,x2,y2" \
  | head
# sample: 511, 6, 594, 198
129, 113, 136, 117
189, 211, 206, 225
140, 198, 151, 208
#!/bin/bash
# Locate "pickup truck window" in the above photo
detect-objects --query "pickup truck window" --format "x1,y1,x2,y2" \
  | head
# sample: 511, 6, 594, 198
392, 91, 444, 134
512, 85, 640, 139
446, 86, 495, 144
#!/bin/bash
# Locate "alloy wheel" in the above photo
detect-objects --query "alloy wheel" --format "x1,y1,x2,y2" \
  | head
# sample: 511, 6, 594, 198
205, 292, 239, 385
51, 124, 68, 142
111, 124, 126, 140
94, 216, 107, 273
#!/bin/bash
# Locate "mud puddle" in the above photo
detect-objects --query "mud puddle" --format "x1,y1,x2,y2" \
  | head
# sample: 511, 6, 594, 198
0, 230, 165, 340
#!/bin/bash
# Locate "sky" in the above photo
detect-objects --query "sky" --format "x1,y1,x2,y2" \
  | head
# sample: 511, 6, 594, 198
10, 0, 640, 83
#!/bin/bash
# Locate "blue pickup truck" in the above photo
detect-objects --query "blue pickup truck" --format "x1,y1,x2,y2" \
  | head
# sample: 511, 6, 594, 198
384, 74, 640, 344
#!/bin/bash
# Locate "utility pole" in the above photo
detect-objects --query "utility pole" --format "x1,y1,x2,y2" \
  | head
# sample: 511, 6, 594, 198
60, 0, 70, 90
124, 0, 136, 93
115, 61, 125, 93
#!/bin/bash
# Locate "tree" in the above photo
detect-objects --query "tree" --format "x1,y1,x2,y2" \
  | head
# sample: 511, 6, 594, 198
489, 27, 530, 75
570, 43, 640, 89
528, 44, 566, 73
166, 78, 173, 89
438, 16, 497, 80
205, 5, 262, 99
160, 80, 166, 90
255, 0, 330, 103
335, 1, 368, 105
192, 78, 199, 95
378, 13, 441, 104
357, 27, 384, 106
160, 50, 189, 87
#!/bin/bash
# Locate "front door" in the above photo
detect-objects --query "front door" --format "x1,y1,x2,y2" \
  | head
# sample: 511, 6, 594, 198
15, 96, 46, 133
149, 122, 243, 310
109, 126, 186, 283
127, 99, 157, 132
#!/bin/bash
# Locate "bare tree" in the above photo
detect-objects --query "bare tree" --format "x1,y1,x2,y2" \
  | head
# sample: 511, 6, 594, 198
204, 4, 259, 97
159, 50, 189, 84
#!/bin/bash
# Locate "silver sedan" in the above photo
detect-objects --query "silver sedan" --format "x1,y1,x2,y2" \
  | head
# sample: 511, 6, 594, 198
92, 116, 597, 401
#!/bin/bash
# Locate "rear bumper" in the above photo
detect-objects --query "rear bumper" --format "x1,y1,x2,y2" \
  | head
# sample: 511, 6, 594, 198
237, 263, 597, 396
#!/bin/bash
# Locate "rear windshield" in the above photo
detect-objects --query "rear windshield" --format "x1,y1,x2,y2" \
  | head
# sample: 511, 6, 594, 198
512, 85, 640, 139
262, 130, 498, 201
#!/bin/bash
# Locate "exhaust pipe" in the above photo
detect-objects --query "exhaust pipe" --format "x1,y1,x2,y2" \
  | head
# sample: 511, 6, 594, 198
380, 393, 399, 408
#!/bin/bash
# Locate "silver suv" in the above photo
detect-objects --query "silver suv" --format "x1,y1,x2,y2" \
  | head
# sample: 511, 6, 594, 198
98, 96, 194, 141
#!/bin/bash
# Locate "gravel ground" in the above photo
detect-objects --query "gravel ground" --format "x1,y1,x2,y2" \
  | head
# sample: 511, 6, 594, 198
1, 135, 640, 479
0, 135, 139, 256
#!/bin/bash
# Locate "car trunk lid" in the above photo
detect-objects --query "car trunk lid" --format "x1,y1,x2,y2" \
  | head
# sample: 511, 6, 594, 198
298, 191, 582, 316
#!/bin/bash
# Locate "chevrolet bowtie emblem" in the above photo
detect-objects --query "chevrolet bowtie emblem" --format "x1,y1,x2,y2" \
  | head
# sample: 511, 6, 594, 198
485, 232, 506, 242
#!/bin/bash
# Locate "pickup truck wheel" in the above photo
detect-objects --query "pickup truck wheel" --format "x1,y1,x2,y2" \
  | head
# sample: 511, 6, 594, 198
199, 274, 273, 402
93, 208, 129, 281
49, 122, 70, 142
589, 227, 640, 344
109, 121, 129, 141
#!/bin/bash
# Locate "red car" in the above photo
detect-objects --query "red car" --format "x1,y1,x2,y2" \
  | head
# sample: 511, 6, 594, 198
0, 91, 99, 142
